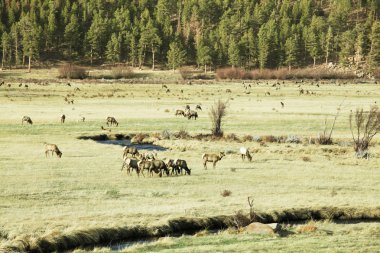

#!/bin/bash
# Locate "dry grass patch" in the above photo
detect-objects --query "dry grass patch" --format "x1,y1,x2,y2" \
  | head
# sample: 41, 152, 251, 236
296, 220, 318, 233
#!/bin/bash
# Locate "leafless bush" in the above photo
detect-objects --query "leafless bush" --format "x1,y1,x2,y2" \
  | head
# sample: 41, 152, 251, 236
373, 68, 380, 79
209, 99, 228, 136
216, 67, 245, 80
317, 101, 344, 145
233, 210, 251, 228
349, 106, 380, 158
221, 190, 232, 197
110, 66, 134, 79
58, 64, 88, 79
242, 134, 253, 142
302, 156, 311, 162
161, 130, 171, 140
176, 128, 190, 139
179, 67, 194, 80
224, 133, 241, 142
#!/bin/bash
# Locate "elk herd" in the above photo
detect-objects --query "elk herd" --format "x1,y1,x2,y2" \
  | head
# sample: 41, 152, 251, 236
175, 104, 201, 120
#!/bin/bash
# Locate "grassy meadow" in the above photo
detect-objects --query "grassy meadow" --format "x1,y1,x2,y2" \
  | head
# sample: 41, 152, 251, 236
0, 68, 379, 252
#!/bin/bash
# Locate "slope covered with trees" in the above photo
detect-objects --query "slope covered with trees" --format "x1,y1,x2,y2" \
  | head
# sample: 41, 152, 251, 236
1, 0, 380, 70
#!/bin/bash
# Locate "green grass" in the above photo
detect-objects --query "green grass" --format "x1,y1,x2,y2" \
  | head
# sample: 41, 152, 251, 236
0, 68, 379, 252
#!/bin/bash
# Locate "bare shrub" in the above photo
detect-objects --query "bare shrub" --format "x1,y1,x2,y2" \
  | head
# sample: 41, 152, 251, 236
132, 133, 148, 144
302, 156, 311, 162
216, 67, 245, 80
261, 135, 277, 143
296, 220, 317, 233
317, 102, 344, 145
349, 105, 380, 158
242, 134, 253, 142
58, 64, 88, 79
161, 130, 171, 140
209, 99, 228, 136
233, 210, 251, 228
179, 67, 193, 80
373, 68, 380, 79
110, 66, 134, 79
176, 128, 190, 139
221, 190, 232, 197
224, 133, 241, 142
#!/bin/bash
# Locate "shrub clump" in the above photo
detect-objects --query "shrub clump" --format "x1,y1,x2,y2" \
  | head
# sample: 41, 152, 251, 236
110, 66, 134, 79
58, 64, 88, 79
216, 67, 245, 80
179, 67, 194, 80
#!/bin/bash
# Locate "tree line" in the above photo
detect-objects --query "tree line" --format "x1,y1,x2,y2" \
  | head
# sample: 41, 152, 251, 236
1, 0, 380, 71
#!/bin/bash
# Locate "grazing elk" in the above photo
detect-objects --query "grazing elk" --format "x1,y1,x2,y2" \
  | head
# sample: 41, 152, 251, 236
187, 110, 198, 120
106, 116, 118, 126
195, 104, 202, 110
44, 143, 62, 158
202, 152, 225, 169
140, 152, 157, 161
175, 109, 185, 116
121, 158, 140, 176
166, 159, 180, 175
123, 146, 140, 159
138, 160, 169, 177
22, 116, 33, 125
175, 159, 191, 175
240, 147, 252, 162
61, 114, 66, 123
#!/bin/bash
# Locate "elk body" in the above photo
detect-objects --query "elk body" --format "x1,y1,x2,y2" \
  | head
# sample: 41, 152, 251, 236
61, 114, 66, 123
45, 143, 62, 158
121, 158, 140, 176
123, 146, 139, 159
22, 116, 33, 125
186, 110, 198, 120
202, 152, 225, 169
175, 109, 185, 116
106, 116, 118, 126
138, 160, 169, 177
240, 147, 252, 162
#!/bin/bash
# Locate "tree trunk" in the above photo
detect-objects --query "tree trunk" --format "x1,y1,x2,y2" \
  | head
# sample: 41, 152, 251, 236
90, 48, 93, 66
15, 35, 18, 67
1, 46, 4, 70
313, 57, 316, 67
152, 46, 155, 71
204, 64, 207, 73
28, 54, 31, 73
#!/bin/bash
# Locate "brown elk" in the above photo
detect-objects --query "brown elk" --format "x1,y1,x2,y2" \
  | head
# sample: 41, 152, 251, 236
240, 147, 252, 162
138, 160, 169, 177
121, 158, 140, 176
123, 146, 139, 159
44, 143, 62, 158
174, 159, 191, 175
202, 152, 225, 169
187, 110, 198, 120
22, 116, 33, 125
175, 109, 185, 116
106, 116, 118, 126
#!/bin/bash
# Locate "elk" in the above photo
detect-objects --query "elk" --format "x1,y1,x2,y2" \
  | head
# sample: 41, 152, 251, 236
239, 147, 252, 162
140, 152, 157, 161
195, 105, 202, 110
61, 114, 66, 123
175, 159, 191, 175
123, 146, 139, 159
166, 159, 180, 175
138, 160, 169, 177
175, 109, 185, 116
187, 110, 198, 120
202, 152, 225, 169
121, 158, 140, 176
106, 116, 118, 126
22, 116, 33, 125
44, 143, 62, 158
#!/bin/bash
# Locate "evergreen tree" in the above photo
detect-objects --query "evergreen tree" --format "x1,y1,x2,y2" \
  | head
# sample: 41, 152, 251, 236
1, 32, 11, 69
196, 40, 212, 73
285, 35, 299, 70
339, 30, 355, 66
228, 38, 240, 68
64, 14, 81, 59
324, 26, 333, 64
369, 21, 380, 67
18, 16, 40, 72
106, 33, 120, 64
167, 40, 186, 70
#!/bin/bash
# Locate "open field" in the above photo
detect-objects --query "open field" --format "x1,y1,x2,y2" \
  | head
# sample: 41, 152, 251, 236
0, 68, 380, 252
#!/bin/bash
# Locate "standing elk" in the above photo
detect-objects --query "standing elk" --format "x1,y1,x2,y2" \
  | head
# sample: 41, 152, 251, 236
22, 116, 33, 125
123, 146, 140, 159
240, 147, 252, 162
44, 143, 62, 158
202, 152, 225, 169
187, 110, 198, 120
106, 116, 118, 126
138, 160, 169, 177
61, 114, 66, 123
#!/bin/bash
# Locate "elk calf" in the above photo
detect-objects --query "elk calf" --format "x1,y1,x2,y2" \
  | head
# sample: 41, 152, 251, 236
45, 143, 62, 158
202, 152, 225, 169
